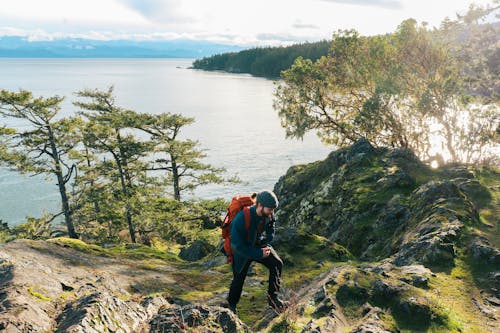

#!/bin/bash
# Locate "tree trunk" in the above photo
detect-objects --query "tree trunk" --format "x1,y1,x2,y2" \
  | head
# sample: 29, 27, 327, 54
84, 148, 102, 225
48, 126, 78, 239
116, 131, 136, 243
441, 119, 458, 163
171, 157, 181, 201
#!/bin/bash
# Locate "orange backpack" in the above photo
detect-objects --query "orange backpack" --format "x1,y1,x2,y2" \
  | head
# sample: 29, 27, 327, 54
221, 193, 256, 264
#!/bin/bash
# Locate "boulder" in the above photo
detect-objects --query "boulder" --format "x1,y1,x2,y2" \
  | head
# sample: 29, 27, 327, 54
179, 239, 216, 262
350, 304, 394, 333
371, 279, 405, 299
149, 304, 249, 333
55, 292, 167, 333
398, 265, 432, 288
468, 237, 500, 265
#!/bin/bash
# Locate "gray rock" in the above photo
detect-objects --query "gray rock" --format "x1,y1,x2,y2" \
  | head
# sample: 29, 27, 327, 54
350, 304, 393, 333
149, 304, 249, 333
395, 296, 432, 323
391, 180, 475, 266
313, 296, 336, 317
313, 285, 327, 303
469, 237, 500, 265
371, 279, 404, 299
397, 265, 431, 288
441, 166, 474, 179
179, 239, 216, 262
55, 292, 167, 333
301, 320, 321, 333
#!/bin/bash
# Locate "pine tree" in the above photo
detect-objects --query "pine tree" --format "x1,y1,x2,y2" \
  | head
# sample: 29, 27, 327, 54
0, 90, 81, 238
74, 87, 153, 243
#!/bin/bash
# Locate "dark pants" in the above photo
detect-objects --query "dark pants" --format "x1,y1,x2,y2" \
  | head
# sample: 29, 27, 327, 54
227, 247, 283, 306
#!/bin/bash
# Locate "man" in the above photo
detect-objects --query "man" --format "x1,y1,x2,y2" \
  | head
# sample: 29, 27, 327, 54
227, 190, 286, 314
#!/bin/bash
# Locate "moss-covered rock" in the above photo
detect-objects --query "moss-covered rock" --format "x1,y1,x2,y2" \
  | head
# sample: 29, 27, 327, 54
149, 303, 249, 333
179, 239, 216, 262
270, 139, 499, 332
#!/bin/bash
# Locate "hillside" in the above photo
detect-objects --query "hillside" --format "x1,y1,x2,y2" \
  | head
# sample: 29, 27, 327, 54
0, 139, 498, 332
0, 36, 244, 58
191, 41, 330, 78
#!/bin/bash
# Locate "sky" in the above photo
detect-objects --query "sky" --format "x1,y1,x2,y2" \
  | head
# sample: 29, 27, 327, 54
0, 0, 494, 46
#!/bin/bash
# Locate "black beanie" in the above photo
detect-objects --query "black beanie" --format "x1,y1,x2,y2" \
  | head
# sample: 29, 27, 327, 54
257, 191, 279, 208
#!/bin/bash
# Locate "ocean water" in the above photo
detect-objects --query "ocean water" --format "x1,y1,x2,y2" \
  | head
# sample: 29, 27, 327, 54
0, 58, 332, 225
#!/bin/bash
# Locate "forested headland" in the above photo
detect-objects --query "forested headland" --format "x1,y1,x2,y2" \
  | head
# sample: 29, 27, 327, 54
192, 40, 330, 78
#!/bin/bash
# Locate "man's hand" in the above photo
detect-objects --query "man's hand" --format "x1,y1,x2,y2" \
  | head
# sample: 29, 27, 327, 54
262, 246, 271, 258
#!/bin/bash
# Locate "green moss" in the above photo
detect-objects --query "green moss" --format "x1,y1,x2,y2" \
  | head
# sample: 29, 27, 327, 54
379, 312, 398, 332
116, 294, 132, 301
279, 231, 352, 263
27, 286, 51, 302
474, 166, 500, 248
179, 290, 214, 302
335, 282, 369, 319
48, 237, 110, 257
238, 286, 268, 326
269, 317, 301, 333
108, 244, 181, 262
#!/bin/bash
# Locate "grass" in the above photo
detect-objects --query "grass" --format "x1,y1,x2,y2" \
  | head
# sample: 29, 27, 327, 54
238, 285, 269, 325
422, 257, 491, 333
474, 166, 500, 248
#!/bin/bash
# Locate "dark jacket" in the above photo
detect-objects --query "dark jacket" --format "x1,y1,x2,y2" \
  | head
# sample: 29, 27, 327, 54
230, 205, 275, 273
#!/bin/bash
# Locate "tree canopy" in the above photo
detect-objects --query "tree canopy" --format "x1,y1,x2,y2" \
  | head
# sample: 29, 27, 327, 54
0, 87, 232, 243
192, 41, 330, 78
274, 4, 499, 165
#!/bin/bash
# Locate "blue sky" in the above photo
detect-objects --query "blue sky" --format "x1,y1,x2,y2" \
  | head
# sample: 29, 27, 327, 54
0, 0, 493, 45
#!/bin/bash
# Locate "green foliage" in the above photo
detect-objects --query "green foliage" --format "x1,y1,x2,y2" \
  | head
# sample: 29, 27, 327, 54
0, 220, 11, 243
274, 7, 499, 166
192, 41, 330, 78
0, 90, 80, 238
138, 112, 237, 201
73, 87, 155, 243
10, 214, 54, 240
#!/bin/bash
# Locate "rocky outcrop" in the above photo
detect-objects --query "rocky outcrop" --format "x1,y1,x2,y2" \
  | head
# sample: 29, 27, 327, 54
149, 304, 249, 333
468, 236, 500, 265
349, 305, 394, 333
55, 292, 167, 333
270, 138, 498, 331
0, 239, 248, 333
274, 139, 485, 268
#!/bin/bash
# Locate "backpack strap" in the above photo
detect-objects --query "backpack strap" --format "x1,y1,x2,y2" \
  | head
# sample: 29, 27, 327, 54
243, 206, 251, 241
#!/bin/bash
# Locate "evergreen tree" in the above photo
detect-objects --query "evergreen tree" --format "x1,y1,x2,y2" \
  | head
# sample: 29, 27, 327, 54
74, 87, 154, 243
193, 41, 330, 78
138, 113, 235, 201
0, 90, 81, 238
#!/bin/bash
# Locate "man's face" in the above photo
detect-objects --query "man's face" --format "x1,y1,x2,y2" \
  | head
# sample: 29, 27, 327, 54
261, 206, 275, 218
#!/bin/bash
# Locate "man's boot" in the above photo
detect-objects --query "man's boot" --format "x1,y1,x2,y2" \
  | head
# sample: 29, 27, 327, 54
267, 295, 288, 312
228, 303, 238, 315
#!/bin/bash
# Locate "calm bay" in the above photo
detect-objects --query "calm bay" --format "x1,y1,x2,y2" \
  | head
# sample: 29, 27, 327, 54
0, 58, 331, 225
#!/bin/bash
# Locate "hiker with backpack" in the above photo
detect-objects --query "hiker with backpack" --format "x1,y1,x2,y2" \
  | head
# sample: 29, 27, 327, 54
222, 190, 287, 315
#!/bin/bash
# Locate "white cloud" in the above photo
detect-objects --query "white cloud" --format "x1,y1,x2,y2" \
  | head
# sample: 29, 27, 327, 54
0, 0, 495, 45
319, 0, 404, 9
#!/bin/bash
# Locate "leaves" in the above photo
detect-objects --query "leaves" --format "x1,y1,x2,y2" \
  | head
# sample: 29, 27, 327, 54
274, 9, 499, 165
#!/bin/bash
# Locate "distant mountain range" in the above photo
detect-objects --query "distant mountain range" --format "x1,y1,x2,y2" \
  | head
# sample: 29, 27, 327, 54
0, 36, 245, 58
